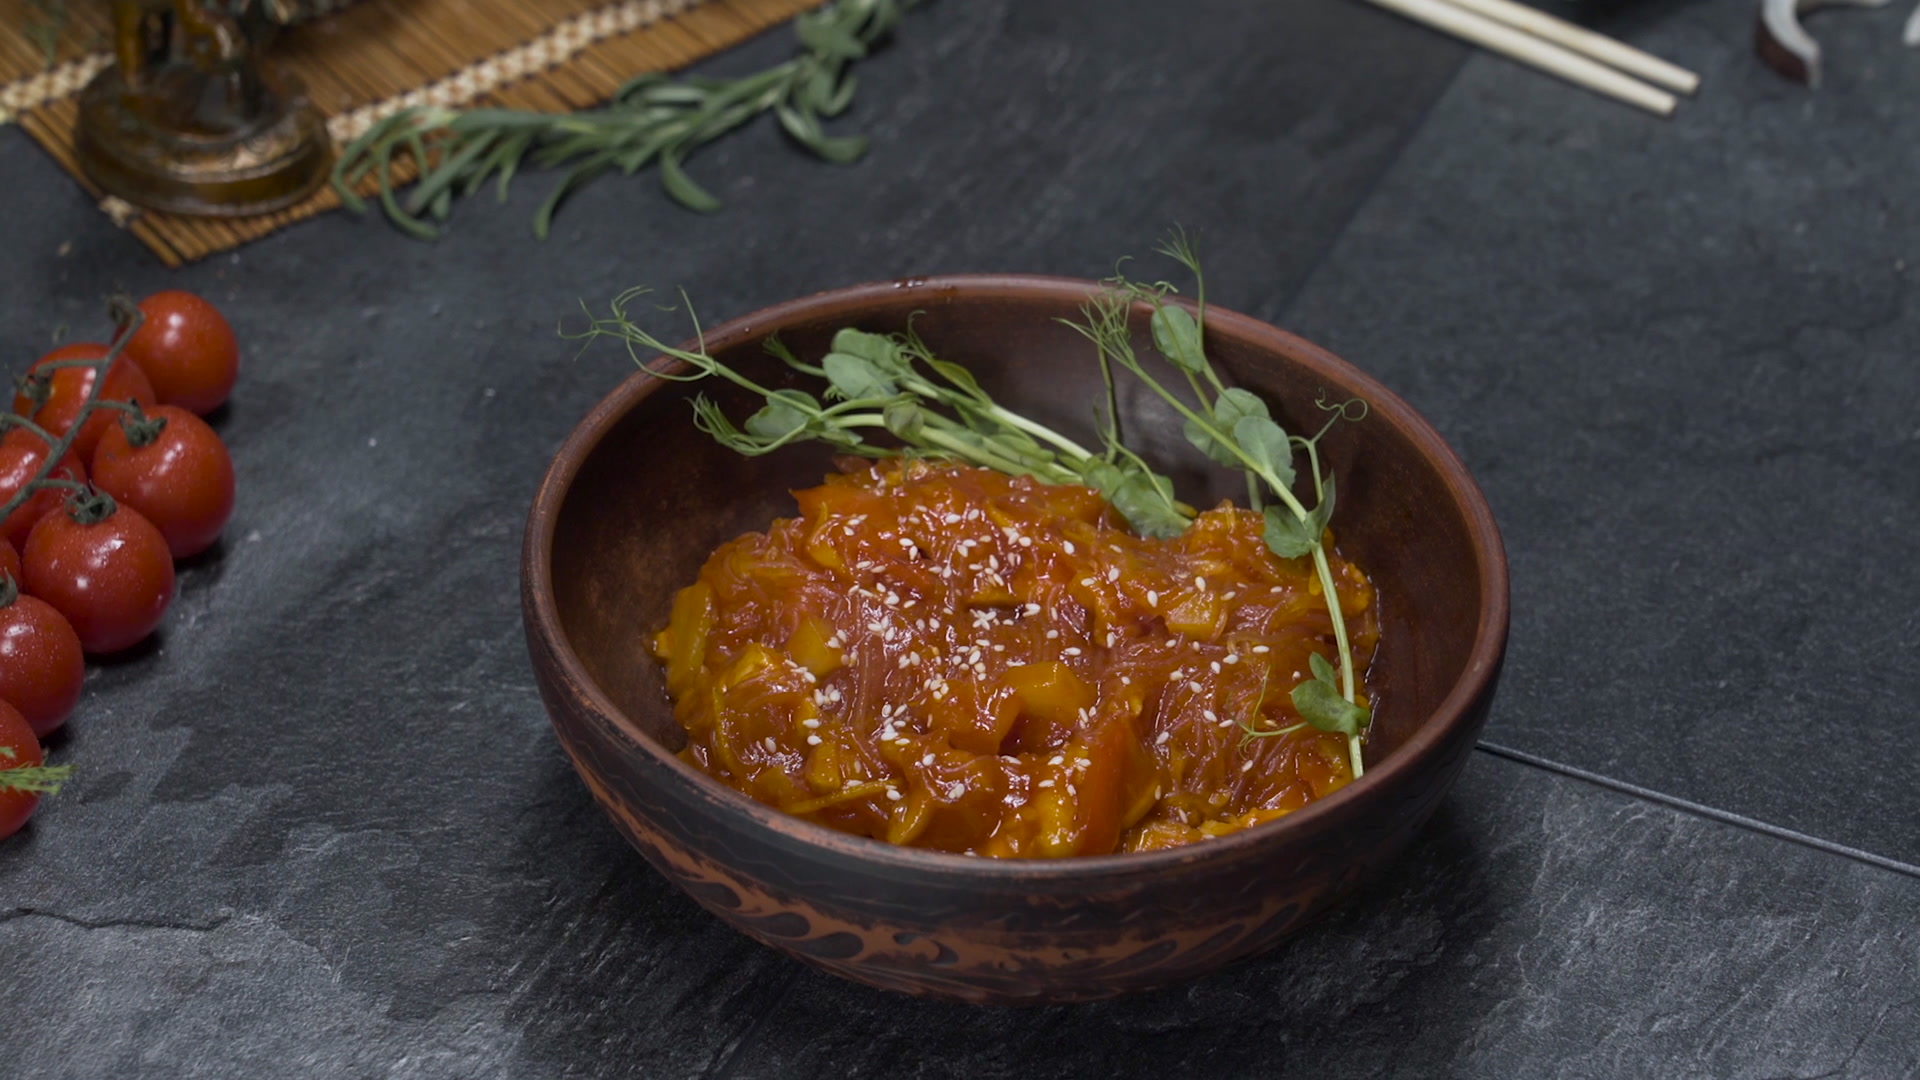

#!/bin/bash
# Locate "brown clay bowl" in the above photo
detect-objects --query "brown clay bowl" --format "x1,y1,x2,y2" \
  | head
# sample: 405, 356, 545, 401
522, 275, 1508, 1004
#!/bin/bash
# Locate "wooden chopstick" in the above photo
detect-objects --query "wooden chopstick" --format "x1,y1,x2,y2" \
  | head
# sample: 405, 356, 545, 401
1442, 0, 1700, 95
1363, 0, 1681, 117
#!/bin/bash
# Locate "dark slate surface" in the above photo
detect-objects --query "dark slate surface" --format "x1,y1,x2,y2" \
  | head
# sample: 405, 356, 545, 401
1281, 0, 1920, 869
0, 0, 1916, 1076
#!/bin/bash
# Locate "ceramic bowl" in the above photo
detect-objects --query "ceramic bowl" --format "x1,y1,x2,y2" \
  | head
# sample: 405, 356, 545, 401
522, 275, 1508, 1004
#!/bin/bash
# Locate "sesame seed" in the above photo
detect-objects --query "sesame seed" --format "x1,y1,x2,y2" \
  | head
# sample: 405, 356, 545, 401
887, 788, 904, 801
1189, 681, 1204, 693
1105, 632, 1116, 648
1107, 567, 1119, 582
1019, 537, 1033, 547
992, 644, 1005, 653
1038, 780, 1055, 789
868, 621, 886, 633
1155, 731, 1170, 745
1171, 669, 1185, 680
802, 718, 822, 729
1270, 586, 1283, 594
1146, 591, 1158, 607
807, 734, 823, 746
1210, 661, 1222, 674
946, 782, 966, 799
1076, 758, 1091, 768
1049, 755, 1065, 765
1225, 654, 1240, 664
1252, 645, 1271, 654
1046, 630, 1059, 640
898, 656, 912, 669
1080, 577, 1097, 588
1062, 541, 1076, 554
1241, 760, 1255, 773
1203, 710, 1218, 722
1066, 783, 1078, 796
1120, 675, 1131, 686
1063, 647, 1083, 657
1025, 603, 1042, 616
762, 737, 777, 752
1225, 591, 1238, 600
1195, 576, 1207, 590
922, 753, 936, 766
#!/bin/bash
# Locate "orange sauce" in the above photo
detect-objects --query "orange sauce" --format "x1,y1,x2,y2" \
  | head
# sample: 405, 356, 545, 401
653, 461, 1378, 857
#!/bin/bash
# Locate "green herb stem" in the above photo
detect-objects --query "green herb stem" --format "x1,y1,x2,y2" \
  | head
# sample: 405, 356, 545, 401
333, 0, 922, 238
0, 309, 144, 526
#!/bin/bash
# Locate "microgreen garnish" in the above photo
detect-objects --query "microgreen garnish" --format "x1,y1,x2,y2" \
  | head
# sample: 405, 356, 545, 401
578, 235, 1375, 779
570, 291, 1202, 543
331, 0, 921, 239
1291, 653, 1370, 738
1062, 235, 1373, 776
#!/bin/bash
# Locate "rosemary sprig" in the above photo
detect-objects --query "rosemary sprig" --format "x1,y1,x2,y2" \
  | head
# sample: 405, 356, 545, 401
331, 0, 921, 239
0, 743, 71, 796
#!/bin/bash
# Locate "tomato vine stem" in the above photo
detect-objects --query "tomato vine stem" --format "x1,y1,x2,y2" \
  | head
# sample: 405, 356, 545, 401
0, 307, 145, 526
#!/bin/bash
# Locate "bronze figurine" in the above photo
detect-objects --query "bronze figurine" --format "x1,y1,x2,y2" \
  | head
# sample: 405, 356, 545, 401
75, 0, 337, 218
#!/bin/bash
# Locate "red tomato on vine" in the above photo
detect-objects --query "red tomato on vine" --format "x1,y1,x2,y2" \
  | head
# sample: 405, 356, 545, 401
0, 574, 85, 739
91, 406, 235, 559
1, 698, 66, 841
13, 343, 157, 463
0, 429, 87, 552
118, 291, 239, 416
23, 491, 174, 655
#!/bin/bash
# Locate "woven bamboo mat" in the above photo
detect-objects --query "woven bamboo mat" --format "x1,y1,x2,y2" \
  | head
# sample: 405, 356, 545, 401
0, 0, 822, 266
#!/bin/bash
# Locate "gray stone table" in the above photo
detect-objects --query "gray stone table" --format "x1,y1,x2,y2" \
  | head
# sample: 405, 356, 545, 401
2, 0, 1916, 1076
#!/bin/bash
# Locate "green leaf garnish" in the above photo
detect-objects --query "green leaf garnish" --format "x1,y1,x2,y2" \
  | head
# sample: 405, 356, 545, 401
1149, 304, 1206, 376
822, 351, 900, 401
1291, 653, 1372, 737
1182, 387, 1268, 467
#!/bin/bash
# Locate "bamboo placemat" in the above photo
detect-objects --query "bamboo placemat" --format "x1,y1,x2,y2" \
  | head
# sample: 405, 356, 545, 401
0, 0, 823, 266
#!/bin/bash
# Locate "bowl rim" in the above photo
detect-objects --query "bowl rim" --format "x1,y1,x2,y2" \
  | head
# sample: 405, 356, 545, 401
524, 273, 1509, 882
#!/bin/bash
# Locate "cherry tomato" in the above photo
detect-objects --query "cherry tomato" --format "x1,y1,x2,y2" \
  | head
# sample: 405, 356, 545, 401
0, 577, 84, 739
118, 291, 238, 416
1, 698, 63, 841
92, 405, 235, 559
23, 492, 174, 655
0, 428, 87, 552
13, 342, 157, 463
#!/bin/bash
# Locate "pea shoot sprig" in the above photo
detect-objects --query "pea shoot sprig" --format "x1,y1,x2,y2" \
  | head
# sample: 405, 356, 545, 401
1064, 235, 1372, 775
332, 0, 921, 239
572, 289, 1188, 534
576, 238, 1375, 778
